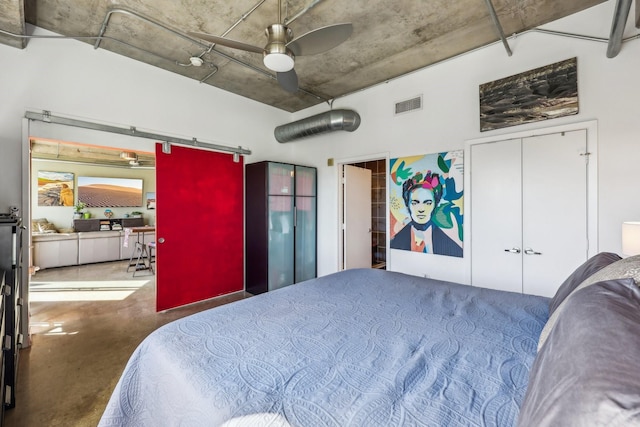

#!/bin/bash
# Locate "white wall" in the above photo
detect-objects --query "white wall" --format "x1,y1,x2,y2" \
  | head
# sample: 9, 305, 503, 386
0, 25, 293, 212
2, 2, 640, 287
288, 1, 640, 282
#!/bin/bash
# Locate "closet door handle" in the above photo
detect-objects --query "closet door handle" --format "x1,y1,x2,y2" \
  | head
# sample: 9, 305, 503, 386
504, 247, 521, 254
524, 248, 542, 255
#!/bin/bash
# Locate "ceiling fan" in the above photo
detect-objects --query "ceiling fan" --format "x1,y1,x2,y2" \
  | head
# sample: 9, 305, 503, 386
188, 0, 352, 93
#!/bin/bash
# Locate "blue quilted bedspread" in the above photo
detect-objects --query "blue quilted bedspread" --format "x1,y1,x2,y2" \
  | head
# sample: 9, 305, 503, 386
99, 269, 549, 427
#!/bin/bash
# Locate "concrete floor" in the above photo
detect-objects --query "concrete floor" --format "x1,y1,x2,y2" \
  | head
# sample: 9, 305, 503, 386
4, 261, 251, 427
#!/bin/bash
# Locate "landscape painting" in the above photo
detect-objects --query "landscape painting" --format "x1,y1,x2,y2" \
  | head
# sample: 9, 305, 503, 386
78, 176, 143, 207
479, 57, 578, 131
37, 171, 75, 206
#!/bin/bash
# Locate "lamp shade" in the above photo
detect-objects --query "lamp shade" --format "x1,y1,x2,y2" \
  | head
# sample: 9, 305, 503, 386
622, 221, 640, 256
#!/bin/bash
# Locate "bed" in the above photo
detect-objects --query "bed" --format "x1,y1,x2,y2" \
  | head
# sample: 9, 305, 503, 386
99, 255, 640, 427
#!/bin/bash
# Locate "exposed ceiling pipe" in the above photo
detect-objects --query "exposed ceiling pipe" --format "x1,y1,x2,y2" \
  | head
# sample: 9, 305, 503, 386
483, 0, 512, 57
274, 109, 361, 143
607, 0, 633, 58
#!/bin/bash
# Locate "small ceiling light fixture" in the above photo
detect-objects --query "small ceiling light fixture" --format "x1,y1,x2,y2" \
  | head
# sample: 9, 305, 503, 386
120, 151, 137, 161
189, 56, 204, 67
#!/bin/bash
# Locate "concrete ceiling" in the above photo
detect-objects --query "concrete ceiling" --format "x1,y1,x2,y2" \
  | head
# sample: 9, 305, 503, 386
1, 0, 612, 113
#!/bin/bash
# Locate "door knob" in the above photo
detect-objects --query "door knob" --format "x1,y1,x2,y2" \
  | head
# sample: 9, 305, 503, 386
524, 248, 542, 255
158, 237, 166, 243
504, 247, 521, 254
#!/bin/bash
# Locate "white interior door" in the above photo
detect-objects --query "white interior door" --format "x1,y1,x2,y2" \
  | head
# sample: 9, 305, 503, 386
470, 129, 589, 297
470, 139, 523, 292
522, 130, 587, 296
343, 165, 372, 269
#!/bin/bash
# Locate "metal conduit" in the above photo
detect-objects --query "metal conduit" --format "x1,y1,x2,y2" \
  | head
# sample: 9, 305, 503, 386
93, 8, 262, 75
483, 0, 512, 56
530, 28, 609, 43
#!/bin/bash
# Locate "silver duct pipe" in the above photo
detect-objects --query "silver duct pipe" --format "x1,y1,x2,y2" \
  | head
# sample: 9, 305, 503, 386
274, 109, 361, 143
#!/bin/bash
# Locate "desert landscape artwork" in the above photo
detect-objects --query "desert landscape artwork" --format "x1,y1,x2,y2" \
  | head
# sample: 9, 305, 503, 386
37, 171, 74, 206
78, 176, 143, 207
479, 57, 578, 131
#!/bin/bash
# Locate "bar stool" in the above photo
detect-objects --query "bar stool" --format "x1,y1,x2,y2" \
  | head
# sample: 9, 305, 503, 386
129, 242, 150, 276
126, 226, 155, 276
147, 241, 156, 274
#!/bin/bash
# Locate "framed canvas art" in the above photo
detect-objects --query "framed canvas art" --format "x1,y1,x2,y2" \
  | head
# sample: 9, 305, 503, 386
78, 176, 143, 207
479, 57, 578, 131
389, 151, 464, 257
37, 171, 75, 206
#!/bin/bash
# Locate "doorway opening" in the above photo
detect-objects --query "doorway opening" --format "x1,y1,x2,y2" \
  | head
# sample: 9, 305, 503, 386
340, 158, 387, 270
29, 138, 157, 299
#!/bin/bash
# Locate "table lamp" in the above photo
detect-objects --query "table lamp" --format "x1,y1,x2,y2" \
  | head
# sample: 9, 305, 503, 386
622, 221, 640, 256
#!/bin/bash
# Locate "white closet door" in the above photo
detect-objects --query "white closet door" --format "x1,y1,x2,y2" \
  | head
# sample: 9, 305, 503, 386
470, 139, 523, 293
522, 130, 587, 296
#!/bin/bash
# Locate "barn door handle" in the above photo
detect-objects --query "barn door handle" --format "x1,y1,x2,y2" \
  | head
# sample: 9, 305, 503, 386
158, 238, 166, 244
524, 248, 542, 255
504, 247, 521, 254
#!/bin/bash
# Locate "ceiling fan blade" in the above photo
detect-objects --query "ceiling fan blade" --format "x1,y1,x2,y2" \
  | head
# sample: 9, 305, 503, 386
277, 69, 299, 93
188, 31, 264, 54
286, 23, 353, 56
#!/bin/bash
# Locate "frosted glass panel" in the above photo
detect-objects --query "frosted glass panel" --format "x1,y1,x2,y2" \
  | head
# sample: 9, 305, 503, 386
295, 166, 316, 196
268, 163, 294, 196
268, 196, 294, 290
295, 196, 317, 283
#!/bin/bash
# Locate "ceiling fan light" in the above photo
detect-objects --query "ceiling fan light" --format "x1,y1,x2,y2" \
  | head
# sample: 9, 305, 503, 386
263, 52, 294, 72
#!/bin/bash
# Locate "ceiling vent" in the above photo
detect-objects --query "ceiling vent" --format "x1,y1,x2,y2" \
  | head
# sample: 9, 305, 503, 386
274, 109, 361, 143
395, 95, 422, 115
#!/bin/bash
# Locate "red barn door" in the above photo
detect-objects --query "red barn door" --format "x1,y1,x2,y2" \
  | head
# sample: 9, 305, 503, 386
155, 143, 244, 311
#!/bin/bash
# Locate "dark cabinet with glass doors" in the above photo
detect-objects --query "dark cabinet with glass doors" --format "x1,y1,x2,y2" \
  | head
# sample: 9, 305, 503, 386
245, 161, 317, 294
